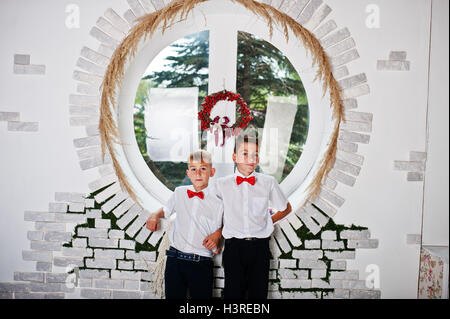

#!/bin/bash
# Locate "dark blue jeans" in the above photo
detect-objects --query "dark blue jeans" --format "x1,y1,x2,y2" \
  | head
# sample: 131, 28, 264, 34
164, 249, 214, 299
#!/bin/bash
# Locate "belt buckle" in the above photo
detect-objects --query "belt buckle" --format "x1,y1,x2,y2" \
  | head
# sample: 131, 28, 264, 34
193, 254, 201, 262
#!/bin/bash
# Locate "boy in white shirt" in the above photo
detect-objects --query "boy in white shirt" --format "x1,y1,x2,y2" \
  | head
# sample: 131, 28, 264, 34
215, 135, 292, 299
145, 150, 223, 299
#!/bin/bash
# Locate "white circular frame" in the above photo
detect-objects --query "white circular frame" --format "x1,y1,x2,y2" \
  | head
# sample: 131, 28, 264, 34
113, 0, 335, 212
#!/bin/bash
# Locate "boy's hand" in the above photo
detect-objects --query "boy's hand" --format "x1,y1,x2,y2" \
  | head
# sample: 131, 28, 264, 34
203, 229, 222, 253
146, 213, 160, 231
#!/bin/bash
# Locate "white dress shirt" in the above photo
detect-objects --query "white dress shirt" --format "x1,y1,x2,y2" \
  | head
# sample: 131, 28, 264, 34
214, 169, 289, 239
163, 183, 224, 257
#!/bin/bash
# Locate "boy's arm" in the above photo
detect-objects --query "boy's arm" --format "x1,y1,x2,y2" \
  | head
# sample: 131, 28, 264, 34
268, 177, 292, 224
271, 202, 292, 224
145, 207, 165, 231
203, 227, 223, 254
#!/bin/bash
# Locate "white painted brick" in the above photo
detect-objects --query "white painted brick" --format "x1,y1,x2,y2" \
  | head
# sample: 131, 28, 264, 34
298, 259, 327, 269
30, 241, 62, 251
80, 288, 112, 299
394, 161, 425, 172
321, 230, 337, 240
88, 174, 117, 192
89, 26, 119, 47
135, 227, 151, 244
123, 280, 140, 290
104, 8, 130, 33
337, 140, 358, 154
407, 172, 424, 181
73, 238, 88, 248
322, 240, 345, 249
73, 136, 101, 148
89, 238, 118, 248
79, 269, 109, 279
14, 272, 44, 283
332, 66, 349, 80
318, 187, 345, 207
280, 279, 312, 289
347, 239, 378, 249
24, 211, 56, 222
44, 232, 72, 242
329, 270, 359, 280
77, 227, 108, 238
54, 213, 86, 223
27, 231, 44, 241
349, 289, 381, 299
278, 269, 309, 279
338, 73, 367, 91
341, 120, 372, 133
311, 269, 327, 279
95, 219, 111, 229
94, 279, 123, 289
118, 260, 134, 270
73, 70, 103, 87
62, 247, 93, 257
86, 209, 102, 219
279, 259, 297, 269
13, 64, 45, 75
109, 229, 125, 239
303, 3, 332, 31
312, 279, 331, 288
327, 37, 356, 58
296, 0, 323, 25
94, 249, 124, 259
292, 249, 323, 259
113, 290, 141, 299
0, 112, 20, 121
320, 28, 351, 48
339, 130, 371, 144
14, 54, 30, 65
53, 257, 84, 267
69, 203, 85, 212
279, 219, 302, 247
85, 258, 117, 269
304, 240, 321, 249
45, 273, 69, 283
119, 239, 136, 250
325, 250, 355, 260
342, 85, 370, 102
328, 169, 356, 186
100, 191, 128, 213
377, 60, 410, 71
340, 229, 370, 239
410, 151, 427, 161
36, 262, 52, 272
389, 51, 407, 60
312, 196, 337, 217
48, 203, 67, 213
313, 19, 337, 39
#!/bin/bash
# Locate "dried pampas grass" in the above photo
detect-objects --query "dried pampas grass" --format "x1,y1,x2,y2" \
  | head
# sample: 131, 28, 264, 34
100, 0, 345, 207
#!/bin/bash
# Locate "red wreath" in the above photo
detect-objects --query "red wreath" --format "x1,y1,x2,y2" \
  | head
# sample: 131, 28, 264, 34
198, 89, 253, 131
198, 90, 253, 146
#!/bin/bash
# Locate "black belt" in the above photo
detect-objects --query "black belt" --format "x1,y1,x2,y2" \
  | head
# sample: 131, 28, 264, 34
166, 246, 212, 262
227, 237, 270, 241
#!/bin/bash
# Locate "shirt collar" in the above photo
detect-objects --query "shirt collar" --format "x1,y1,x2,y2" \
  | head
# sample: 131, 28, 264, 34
187, 183, 210, 196
234, 168, 256, 179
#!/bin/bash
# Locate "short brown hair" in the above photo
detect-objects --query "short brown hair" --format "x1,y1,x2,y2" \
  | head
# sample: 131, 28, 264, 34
234, 135, 259, 154
188, 150, 212, 167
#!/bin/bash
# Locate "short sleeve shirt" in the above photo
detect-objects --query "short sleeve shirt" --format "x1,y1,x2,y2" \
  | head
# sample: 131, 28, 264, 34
163, 183, 224, 257
214, 169, 289, 239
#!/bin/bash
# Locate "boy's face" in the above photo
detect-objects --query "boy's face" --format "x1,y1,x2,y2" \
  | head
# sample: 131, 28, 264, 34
186, 160, 216, 190
233, 141, 259, 176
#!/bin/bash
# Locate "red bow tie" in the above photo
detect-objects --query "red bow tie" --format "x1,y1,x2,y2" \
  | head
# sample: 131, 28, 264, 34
236, 176, 256, 186
187, 189, 204, 199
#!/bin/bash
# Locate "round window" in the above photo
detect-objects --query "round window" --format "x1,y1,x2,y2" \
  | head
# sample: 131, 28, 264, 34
133, 30, 309, 191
